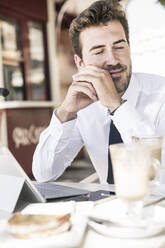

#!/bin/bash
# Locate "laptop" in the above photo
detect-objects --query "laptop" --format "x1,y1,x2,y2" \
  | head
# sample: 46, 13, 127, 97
0, 146, 89, 205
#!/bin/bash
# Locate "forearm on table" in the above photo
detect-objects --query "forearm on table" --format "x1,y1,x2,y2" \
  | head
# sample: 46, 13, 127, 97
32, 117, 83, 182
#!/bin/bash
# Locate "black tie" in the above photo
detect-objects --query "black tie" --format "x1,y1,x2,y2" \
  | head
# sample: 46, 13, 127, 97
107, 120, 123, 184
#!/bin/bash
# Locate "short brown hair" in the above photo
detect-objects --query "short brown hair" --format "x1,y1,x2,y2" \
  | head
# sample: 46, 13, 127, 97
69, 0, 129, 58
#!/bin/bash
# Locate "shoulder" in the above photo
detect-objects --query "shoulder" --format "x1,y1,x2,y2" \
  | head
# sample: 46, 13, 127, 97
133, 72, 165, 92
134, 72, 165, 82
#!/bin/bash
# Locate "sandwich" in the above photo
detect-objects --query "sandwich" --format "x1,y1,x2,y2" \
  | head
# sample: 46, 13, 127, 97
8, 212, 72, 239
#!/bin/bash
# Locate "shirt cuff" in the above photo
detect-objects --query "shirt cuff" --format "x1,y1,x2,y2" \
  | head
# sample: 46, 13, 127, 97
110, 100, 131, 122
49, 110, 77, 139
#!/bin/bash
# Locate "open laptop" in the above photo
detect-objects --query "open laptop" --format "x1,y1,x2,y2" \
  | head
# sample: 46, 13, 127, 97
0, 146, 89, 205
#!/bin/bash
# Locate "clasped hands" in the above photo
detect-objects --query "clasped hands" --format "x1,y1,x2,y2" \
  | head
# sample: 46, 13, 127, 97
57, 65, 121, 123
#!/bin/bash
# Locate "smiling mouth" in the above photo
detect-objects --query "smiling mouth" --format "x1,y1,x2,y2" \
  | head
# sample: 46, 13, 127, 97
110, 69, 125, 78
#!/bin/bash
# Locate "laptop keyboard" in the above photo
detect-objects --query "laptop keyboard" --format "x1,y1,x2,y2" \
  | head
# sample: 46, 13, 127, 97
34, 182, 88, 199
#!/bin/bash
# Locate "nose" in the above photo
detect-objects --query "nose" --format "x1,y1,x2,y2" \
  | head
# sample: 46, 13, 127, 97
105, 49, 119, 66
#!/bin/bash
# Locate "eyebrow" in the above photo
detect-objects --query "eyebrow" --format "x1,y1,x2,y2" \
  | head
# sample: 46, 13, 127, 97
89, 39, 126, 52
113, 39, 126, 45
89, 45, 105, 52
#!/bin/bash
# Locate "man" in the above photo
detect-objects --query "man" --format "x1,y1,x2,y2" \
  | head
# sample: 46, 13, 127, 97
32, 0, 165, 184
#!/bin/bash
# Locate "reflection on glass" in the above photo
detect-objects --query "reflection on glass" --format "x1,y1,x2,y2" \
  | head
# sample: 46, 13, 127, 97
3, 65, 24, 100
0, 15, 24, 100
28, 22, 46, 100
0, 15, 21, 58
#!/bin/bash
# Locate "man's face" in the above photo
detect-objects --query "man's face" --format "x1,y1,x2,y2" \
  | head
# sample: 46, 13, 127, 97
77, 21, 132, 95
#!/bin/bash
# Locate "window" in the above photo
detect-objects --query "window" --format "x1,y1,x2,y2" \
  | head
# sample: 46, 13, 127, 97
0, 15, 24, 100
28, 21, 47, 100
0, 14, 50, 101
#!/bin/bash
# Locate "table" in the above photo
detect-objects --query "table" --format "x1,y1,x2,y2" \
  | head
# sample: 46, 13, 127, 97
1, 182, 165, 248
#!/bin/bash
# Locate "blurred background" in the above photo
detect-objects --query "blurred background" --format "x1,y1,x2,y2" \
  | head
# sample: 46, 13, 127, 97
0, 0, 165, 182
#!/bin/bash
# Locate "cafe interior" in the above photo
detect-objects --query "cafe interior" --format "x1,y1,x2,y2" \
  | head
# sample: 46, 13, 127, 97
0, 0, 165, 247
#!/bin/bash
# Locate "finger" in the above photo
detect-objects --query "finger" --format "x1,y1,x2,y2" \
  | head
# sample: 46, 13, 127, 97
73, 69, 102, 79
73, 67, 110, 82
72, 81, 98, 97
73, 69, 113, 91
79, 65, 105, 73
73, 73, 100, 86
71, 83, 98, 101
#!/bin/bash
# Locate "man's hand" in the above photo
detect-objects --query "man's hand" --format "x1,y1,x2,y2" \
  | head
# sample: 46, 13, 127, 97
72, 65, 121, 111
56, 65, 122, 123
56, 79, 98, 123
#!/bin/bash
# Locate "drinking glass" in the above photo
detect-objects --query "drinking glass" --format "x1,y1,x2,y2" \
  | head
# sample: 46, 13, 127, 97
109, 142, 160, 223
132, 136, 162, 186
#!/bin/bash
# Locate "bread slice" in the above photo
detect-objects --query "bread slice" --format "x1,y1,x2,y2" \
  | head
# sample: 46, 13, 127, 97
8, 212, 71, 239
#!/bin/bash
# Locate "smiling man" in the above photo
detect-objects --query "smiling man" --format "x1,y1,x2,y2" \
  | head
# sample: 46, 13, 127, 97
33, 0, 165, 184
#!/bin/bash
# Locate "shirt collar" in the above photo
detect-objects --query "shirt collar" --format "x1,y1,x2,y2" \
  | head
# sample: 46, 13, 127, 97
122, 73, 140, 108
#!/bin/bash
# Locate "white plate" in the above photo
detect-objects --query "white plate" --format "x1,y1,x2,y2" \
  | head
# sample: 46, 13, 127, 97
89, 199, 165, 228
88, 220, 164, 239
88, 201, 165, 238
0, 215, 87, 248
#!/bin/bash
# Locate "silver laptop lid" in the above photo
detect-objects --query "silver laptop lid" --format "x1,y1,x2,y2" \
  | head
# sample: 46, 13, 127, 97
0, 146, 45, 207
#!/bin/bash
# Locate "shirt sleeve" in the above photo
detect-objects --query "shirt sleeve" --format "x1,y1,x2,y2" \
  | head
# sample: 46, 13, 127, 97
32, 111, 84, 182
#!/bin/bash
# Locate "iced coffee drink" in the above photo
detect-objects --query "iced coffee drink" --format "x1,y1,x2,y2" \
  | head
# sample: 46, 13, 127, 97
110, 143, 150, 201
132, 136, 162, 180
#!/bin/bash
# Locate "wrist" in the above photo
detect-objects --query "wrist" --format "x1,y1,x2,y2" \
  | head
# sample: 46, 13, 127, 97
109, 99, 127, 116
56, 106, 77, 123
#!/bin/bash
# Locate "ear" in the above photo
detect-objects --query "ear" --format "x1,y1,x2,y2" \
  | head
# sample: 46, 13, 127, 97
74, 54, 84, 70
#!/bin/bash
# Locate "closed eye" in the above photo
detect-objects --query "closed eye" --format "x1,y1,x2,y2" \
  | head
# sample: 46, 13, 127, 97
93, 49, 104, 55
95, 51, 103, 55
114, 46, 124, 49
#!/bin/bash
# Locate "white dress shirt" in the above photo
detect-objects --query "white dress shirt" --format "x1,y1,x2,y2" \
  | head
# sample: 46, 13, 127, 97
32, 73, 165, 183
